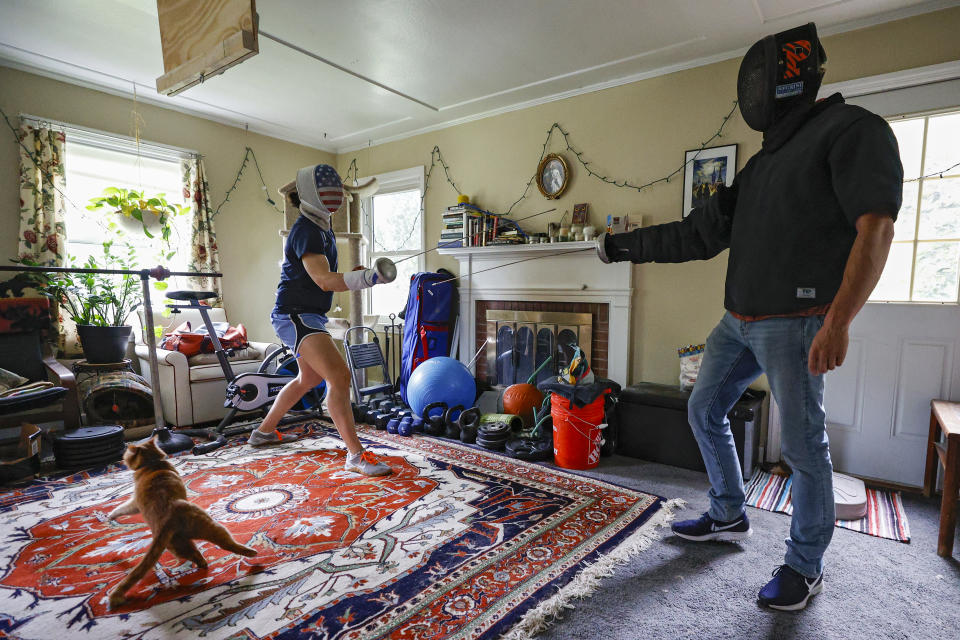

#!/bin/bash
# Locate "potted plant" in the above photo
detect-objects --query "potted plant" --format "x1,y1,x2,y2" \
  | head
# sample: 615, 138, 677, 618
41, 241, 143, 364
86, 187, 186, 247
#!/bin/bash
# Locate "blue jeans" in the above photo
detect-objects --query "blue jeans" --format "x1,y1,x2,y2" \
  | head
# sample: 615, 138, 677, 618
688, 312, 834, 578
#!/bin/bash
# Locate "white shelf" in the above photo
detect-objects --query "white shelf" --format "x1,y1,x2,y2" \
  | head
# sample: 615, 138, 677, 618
436, 240, 595, 259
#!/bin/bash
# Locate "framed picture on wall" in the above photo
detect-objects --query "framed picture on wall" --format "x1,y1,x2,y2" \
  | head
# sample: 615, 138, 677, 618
682, 143, 737, 218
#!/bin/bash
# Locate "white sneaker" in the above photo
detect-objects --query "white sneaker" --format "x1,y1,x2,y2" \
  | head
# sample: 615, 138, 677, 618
345, 450, 392, 476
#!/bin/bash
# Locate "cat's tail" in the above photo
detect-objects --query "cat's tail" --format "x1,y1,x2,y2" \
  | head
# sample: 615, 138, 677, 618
177, 500, 258, 558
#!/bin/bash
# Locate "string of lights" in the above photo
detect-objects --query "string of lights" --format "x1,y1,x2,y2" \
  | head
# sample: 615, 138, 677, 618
904, 159, 960, 183
345, 101, 742, 247
213, 146, 282, 218
346, 146, 463, 253
505, 101, 741, 215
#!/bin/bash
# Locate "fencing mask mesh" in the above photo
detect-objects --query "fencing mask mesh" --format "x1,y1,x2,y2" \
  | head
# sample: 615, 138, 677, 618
737, 23, 825, 141
296, 164, 344, 230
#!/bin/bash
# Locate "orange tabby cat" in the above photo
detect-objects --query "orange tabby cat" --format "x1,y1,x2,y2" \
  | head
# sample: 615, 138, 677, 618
106, 436, 257, 608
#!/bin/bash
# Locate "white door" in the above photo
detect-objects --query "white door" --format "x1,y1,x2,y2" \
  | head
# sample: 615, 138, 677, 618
824, 304, 960, 487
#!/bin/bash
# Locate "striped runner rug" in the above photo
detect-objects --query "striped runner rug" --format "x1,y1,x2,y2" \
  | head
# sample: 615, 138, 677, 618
744, 470, 910, 543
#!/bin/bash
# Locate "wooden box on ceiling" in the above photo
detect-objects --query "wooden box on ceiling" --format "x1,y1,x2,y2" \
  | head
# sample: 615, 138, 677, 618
155, 0, 259, 97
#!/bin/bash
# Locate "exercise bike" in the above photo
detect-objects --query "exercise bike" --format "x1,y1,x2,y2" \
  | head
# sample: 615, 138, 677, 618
163, 290, 326, 454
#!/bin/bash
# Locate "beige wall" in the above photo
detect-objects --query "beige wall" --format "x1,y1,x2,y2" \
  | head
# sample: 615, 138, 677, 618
2, 7, 958, 384
338, 7, 960, 386
0, 66, 333, 341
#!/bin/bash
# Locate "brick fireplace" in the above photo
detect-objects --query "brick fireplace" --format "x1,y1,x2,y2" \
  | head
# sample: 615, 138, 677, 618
476, 301, 609, 385
437, 241, 632, 386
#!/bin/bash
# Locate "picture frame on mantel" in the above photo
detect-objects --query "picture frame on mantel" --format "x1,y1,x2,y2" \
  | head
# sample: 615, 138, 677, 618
682, 143, 737, 218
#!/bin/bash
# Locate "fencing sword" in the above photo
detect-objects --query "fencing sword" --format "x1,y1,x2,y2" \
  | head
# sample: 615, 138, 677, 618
392, 207, 558, 265
427, 247, 595, 288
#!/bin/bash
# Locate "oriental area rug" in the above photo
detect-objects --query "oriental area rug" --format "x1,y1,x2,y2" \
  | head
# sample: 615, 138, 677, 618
0, 422, 678, 639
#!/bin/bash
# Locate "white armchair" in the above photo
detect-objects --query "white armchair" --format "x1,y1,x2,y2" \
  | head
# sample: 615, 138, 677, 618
134, 306, 281, 427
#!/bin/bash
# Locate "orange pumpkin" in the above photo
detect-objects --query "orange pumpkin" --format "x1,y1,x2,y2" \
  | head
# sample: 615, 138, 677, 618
502, 383, 545, 428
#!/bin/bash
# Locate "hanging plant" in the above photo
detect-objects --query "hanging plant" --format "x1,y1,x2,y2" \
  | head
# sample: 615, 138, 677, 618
86, 187, 187, 245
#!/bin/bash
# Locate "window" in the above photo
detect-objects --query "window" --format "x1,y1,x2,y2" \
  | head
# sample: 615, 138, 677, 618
360, 167, 425, 318
60, 124, 192, 270
871, 110, 960, 303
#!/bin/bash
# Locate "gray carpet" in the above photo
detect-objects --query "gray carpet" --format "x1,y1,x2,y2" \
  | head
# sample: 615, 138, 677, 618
533, 455, 960, 640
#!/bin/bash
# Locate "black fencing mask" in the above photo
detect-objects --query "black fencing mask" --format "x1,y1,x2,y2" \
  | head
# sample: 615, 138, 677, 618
737, 23, 826, 150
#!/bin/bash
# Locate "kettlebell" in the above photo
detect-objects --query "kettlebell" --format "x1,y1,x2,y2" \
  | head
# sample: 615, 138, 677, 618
386, 418, 400, 434
423, 401, 448, 436
458, 407, 481, 444
398, 417, 413, 436
444, 405, 464, 439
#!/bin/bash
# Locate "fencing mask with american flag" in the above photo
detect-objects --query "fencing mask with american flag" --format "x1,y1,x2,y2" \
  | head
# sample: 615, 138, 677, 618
295, 164, 344, 231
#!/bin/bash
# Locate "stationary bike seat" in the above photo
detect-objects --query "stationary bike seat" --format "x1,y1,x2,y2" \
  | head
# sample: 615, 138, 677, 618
167, 290, 218, 301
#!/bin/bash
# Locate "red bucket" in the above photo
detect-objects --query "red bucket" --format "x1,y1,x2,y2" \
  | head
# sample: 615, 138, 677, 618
551, 392, 606, 470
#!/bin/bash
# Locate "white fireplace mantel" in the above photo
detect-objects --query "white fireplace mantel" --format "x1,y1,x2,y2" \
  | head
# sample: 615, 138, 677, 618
438, 241, 633, 383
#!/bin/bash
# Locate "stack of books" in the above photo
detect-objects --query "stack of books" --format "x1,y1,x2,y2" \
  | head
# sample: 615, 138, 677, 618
440, 205, 467, 248
439, 204, 527, 248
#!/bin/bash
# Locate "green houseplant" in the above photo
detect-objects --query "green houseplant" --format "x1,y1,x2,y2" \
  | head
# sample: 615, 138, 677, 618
42, 241, 143, 363
86, 187, 187, 247
15, 187, 186, 362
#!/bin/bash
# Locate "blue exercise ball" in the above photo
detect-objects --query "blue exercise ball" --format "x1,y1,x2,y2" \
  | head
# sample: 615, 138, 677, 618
407, 357, 476, 419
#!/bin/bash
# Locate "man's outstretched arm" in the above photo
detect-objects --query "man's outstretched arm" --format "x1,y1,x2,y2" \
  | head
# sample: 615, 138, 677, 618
598, 182, 738, 264
808, 212, 895, 375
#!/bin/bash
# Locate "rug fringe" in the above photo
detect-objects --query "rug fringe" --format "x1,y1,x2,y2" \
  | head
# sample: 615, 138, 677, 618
500, 497, 687, 640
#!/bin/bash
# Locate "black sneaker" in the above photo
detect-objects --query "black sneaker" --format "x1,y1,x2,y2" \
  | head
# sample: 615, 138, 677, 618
757, 565, 824, 611
671, 511, 753, 542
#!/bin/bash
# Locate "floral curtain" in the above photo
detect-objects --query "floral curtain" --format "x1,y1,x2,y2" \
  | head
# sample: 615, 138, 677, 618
17, 125, 66, 267
15, 124, 75, 355
182, 156, 222, 305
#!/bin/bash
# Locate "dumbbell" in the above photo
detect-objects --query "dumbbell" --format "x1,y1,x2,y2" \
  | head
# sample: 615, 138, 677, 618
386, 418, 400, 434
423, 402, 448, 436
410, 417, 424, 433
375, 412, 391, 430
378, 398, 395, 413
351, 402, 365, 423
398, 417, 413, 436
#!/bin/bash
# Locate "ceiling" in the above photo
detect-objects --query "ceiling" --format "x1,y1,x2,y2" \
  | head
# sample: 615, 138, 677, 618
0, 0, 953, 153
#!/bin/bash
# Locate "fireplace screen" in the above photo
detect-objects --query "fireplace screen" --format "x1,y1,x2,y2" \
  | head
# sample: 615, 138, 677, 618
486, 311, 592, 386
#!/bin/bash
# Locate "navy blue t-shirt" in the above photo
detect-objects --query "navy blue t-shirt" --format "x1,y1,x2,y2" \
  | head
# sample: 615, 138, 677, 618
275, 216, 338, 314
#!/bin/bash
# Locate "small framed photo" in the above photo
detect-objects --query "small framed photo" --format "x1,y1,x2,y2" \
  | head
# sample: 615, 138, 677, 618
572, 203, 589, 225
682, 144, 737, 218
537, 153, 569, 200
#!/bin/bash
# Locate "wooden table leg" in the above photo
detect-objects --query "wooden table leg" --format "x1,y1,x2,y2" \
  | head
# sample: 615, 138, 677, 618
938, 438, 960, 557
924, 409, 940, 498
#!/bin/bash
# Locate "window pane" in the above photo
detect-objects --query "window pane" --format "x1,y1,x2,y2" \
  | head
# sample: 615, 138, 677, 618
912, 241, 960, 302
924, 112, 960, 177
917, 177, 960, 240
890, 118, 925, 181
895, 180, 918, 241
64, 142, 187, 269
372, 190, 422, 252
368, 257, 418, 316
870, 242, 913, 301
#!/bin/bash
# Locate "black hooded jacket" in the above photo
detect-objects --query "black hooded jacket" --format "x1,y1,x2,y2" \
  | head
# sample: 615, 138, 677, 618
610, 94, 903, 316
